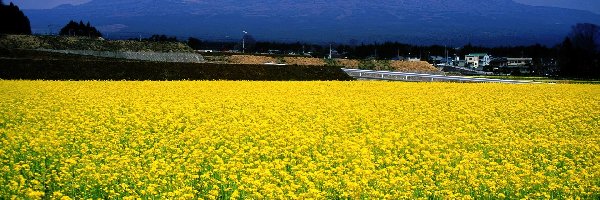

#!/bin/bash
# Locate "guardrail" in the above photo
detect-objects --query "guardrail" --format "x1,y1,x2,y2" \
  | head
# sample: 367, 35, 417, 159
342, 68, 544, 84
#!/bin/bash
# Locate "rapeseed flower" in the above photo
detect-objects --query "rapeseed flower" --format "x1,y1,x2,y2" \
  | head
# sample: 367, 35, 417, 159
0, 81, 598, 199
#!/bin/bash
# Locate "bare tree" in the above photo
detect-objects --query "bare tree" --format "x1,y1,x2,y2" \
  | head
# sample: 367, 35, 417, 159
569, 23, 600, 54
559, 23, 600, 78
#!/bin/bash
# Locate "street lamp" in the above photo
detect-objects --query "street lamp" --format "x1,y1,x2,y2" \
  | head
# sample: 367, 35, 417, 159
242, 31, 248, 53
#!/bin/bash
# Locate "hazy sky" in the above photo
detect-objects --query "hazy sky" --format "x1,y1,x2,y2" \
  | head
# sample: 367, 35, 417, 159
10, 0, 91, 9
9, 0, 600, 14
513, 0, 600, 14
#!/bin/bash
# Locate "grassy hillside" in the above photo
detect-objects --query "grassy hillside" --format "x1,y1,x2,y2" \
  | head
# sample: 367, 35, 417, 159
0, 34, 193, 52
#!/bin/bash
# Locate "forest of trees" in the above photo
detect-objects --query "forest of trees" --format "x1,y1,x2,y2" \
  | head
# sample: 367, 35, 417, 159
0, 0, 31, 35
59, 20, 102, 37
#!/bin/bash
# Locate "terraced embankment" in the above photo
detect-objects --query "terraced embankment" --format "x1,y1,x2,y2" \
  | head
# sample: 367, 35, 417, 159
0, 49, 351, 81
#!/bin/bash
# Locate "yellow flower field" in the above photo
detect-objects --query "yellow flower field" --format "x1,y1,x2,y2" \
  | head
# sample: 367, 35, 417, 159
0, 81, 599, 199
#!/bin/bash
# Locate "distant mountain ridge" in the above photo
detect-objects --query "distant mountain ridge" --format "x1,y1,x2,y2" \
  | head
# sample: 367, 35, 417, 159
24, 0, 600, 46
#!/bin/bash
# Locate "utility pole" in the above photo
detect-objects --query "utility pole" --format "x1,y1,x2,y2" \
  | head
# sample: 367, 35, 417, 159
445, 45, 448, 66
374, 49, 377, 59
328, 44, 332, 59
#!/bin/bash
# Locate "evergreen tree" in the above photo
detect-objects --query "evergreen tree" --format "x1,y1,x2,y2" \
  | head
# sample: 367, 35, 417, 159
0, 1, 32, 34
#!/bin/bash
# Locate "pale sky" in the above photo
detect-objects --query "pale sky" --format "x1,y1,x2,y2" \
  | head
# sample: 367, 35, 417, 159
8, 0, 600, 14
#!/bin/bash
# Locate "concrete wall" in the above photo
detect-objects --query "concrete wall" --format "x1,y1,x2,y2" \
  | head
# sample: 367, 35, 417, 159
40, 49, 204, 63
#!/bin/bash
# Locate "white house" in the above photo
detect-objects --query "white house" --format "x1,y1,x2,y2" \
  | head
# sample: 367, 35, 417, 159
465, 53, 491, 68
407, 57, 421, 62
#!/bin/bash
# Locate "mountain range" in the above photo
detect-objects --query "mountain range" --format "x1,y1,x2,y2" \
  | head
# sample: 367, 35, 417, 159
23, 0, 600, 46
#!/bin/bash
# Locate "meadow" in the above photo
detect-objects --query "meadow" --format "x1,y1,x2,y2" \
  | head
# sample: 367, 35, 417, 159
0, 81, 598, 199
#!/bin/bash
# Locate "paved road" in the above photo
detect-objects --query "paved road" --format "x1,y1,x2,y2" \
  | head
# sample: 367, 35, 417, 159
343, 68, 544, 84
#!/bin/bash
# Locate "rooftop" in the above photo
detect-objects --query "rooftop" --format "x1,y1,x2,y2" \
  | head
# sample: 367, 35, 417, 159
467, 53, 489, 56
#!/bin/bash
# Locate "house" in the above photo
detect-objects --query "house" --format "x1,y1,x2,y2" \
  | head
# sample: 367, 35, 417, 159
391, 56, 405, 61
489, 57, 535, 75
327, 50, 342, 59
407, 57, 421, 62
429, 56, 453, 66
441, 57, 453, 65
455, 60, 467, 67
465, 53, 491, 68
489, 57, 508, 68
429, 56, 444, 64
507, 58, 533, 67
268, 50, 281, 54
490, 57, 533, 68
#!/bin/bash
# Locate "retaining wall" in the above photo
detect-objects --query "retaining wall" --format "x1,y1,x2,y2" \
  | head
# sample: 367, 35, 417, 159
40, 49, 204, 63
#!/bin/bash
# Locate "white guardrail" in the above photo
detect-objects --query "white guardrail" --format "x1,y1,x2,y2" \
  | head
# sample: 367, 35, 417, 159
342, 68, 544, 84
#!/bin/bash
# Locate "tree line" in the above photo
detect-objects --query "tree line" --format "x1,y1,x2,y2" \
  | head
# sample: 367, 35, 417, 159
59, 20, 102, 37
